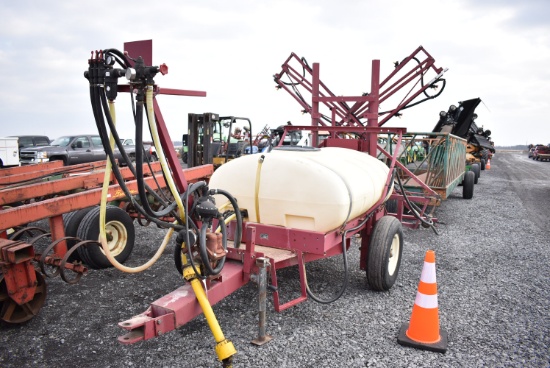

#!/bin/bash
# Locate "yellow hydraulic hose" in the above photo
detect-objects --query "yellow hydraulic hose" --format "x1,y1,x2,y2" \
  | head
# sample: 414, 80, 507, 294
97, 100, 173, 273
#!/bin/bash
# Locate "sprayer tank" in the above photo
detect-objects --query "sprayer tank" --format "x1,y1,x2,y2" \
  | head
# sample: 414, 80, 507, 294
209, 147, 390, 233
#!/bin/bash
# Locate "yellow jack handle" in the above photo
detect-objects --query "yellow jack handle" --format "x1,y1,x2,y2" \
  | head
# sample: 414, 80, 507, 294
183, 265, 236, 366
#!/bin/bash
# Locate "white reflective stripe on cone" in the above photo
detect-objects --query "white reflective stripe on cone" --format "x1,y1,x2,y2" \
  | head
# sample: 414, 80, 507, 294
414, 292, 438, 309
420, 262, 436, 284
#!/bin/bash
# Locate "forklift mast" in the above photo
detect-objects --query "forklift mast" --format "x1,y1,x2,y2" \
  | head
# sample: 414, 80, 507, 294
187, 112, 220, 168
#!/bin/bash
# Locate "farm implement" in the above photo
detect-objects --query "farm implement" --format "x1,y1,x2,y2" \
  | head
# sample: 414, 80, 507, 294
73, 41, 451, 367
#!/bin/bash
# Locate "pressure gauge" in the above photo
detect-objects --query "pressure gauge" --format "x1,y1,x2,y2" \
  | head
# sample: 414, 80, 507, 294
126, 68, 136, 81
106, 55, 115, 66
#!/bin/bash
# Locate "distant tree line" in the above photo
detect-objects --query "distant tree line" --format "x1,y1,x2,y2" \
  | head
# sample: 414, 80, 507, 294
495, 145, 528, 150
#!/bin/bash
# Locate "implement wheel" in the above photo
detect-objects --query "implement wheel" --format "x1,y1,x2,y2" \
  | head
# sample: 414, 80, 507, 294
0, 271, 47, 324
77, 206, 135, 269
366, 216, 403, 291
463, 171, 475, 199
471, 163, 480, 184
63, 207, 96, 261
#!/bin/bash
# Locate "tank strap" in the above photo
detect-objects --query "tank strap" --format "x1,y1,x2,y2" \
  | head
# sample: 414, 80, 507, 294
254, 155, 266, 223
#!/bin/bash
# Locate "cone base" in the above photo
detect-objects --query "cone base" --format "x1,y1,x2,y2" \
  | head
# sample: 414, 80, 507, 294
397, 323, 448, 353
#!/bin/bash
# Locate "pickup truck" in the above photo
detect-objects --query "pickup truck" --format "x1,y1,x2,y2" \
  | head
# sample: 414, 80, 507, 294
19, 135, 140, 166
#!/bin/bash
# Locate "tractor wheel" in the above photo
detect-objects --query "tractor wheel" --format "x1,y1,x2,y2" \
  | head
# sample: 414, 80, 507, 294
182, 152, 188, 164
63, 207, 96, 262
480, 158, 486, 170
0, 270, 47, 324
77, 205, 135, 269
463, 171, 475, 199
366, 216, 403, 291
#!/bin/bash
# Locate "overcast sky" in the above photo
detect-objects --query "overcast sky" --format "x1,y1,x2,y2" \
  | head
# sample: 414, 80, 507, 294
1, 0, 548, 147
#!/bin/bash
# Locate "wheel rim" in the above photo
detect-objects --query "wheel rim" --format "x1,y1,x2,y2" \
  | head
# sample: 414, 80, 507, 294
0, 271, 47, 324
388, 233, 400, 276
101, 221, 128, 257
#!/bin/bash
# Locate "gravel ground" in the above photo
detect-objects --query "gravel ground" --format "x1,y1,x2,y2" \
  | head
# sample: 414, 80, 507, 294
1, 151, 549, 367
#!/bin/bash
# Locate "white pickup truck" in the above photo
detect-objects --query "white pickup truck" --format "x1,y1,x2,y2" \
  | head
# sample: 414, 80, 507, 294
0, 137, 20, 168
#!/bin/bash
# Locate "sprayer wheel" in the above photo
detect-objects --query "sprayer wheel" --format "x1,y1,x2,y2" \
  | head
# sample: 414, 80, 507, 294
76, 205, 135, 269
463, 171, 475, 199
384, 199, 398, 214
0, 270, 47, 324
366, 216, 403, 291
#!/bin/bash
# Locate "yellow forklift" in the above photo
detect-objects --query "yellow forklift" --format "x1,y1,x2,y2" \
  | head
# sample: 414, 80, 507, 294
185, 113, 254, 169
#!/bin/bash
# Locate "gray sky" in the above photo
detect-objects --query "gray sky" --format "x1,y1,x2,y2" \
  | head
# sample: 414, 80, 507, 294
1, 0, 549, 146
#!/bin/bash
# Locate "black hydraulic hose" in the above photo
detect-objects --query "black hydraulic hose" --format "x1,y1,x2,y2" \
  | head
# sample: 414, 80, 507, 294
305, 208, 378, 304
132, 95, 179, 219
209, 188, 243, 248
93, 86, 182, 230
378, 56, 447, 117
184, 181, 208, 280
98, 88, 179, 218
305, 239, 349, 304
394, 170, 439, 235
181, 183, 243, 279
103, 49, 131, 68
134, 92, 153, 217
87, 54, 180, 230
94, 50, 177, 217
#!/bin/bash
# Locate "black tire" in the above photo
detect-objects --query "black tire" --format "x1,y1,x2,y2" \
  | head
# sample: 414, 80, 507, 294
63, 207, 96, 262
471, 163, 480, 184
182, 152, 188, 164
76, 205, 135, 269
480, 159, 486, 171
385, 199, 398, 214
463, 171, 475, 199
366, 216, 403, 291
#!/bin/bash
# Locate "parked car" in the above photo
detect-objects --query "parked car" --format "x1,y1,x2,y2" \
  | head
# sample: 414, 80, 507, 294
532, 145, 550, 161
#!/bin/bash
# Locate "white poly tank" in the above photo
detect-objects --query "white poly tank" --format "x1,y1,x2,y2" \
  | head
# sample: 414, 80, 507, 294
209, 146, 391, 233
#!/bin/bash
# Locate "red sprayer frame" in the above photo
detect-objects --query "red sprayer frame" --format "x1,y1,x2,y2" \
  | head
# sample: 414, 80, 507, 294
117, 44, 446, 344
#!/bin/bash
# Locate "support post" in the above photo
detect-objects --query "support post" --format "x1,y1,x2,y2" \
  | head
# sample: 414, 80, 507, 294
251, 257, 272, 346
367, 59, 380, 157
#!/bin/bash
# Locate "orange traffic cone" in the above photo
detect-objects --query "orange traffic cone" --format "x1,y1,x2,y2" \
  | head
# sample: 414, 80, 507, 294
486, 159, 491, 170
397, 250, 447, 353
